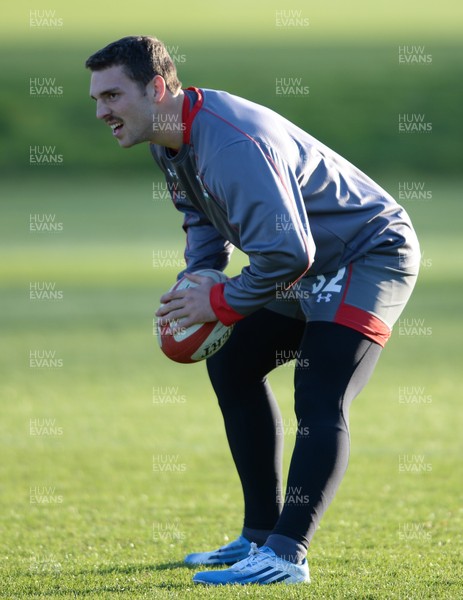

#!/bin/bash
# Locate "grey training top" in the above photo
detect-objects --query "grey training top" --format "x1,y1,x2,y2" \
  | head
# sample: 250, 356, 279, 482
150, 87, 416, 317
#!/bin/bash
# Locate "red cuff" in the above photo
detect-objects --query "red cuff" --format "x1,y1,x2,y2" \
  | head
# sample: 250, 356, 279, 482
210, 283, 246, 326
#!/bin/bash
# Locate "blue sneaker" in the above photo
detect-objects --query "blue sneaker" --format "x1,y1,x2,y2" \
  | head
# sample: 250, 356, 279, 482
193, 543, 310, 585
184, 535, 252, 566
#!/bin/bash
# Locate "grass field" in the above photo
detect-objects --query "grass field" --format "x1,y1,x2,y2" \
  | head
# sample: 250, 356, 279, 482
2, 0, 462, 596
1, 173, 462, 599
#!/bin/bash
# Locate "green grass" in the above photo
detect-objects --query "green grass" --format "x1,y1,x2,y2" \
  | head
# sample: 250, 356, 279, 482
1, 174, 462, 598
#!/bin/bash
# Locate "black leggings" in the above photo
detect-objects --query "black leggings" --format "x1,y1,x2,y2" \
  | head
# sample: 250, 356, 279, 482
206, 308, 382, 548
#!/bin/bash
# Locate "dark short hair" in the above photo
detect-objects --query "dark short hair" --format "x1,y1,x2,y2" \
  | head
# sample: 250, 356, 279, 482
85, 35, 182, 94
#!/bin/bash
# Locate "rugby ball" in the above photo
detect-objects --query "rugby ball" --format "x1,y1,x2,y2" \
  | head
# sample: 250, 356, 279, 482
157, 269, 234, 363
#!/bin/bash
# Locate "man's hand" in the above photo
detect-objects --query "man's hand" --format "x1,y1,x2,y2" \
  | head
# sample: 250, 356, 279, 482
156, 273, 217, 331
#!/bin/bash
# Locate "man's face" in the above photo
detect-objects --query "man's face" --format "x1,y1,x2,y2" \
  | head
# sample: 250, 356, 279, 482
90, 65, 155, 148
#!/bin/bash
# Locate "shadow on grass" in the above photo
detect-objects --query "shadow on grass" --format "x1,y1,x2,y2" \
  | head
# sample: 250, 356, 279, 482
84, 560, 195, 575
19, 564, 196, 597
17, 561, 206, 596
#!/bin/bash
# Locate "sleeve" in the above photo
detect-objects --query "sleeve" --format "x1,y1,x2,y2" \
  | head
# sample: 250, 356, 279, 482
150, 143, 234, 279
204, 140, 316, 324
170, 183, 234, 279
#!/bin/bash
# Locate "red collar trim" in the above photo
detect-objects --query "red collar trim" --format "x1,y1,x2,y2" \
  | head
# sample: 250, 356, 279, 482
181, 87, 203, 144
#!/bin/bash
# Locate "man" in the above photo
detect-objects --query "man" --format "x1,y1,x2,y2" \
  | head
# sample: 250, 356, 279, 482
86, 35, 420, 586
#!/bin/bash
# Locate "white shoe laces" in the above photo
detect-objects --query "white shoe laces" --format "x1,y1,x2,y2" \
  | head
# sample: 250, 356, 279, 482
242, 542, 264, 567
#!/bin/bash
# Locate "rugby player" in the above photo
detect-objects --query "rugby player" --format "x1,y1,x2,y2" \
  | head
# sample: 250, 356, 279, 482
86, 36, 420, 585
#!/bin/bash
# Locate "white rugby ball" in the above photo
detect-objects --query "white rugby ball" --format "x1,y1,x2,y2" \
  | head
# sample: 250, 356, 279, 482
157, 269, 234, 363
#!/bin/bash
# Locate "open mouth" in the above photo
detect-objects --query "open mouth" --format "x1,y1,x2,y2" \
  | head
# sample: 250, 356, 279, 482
109, 121, 124, 137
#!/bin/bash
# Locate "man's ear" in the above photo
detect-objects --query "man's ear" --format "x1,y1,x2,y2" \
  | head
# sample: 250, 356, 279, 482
151, 75, 167, 102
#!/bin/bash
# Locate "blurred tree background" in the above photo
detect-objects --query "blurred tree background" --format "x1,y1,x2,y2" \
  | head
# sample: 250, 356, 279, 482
1, 0, 462, 179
